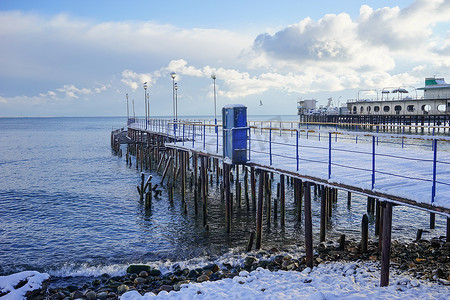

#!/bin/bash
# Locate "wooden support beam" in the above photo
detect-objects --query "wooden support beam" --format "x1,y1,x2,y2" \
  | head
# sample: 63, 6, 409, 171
256, 170, 264, 250
380, 202, 393, 287
304, 182, 313, 269
280, 174, 285, 227
224, 163, 231, 233
361, 214, 368, 253
320, 186, 327, 243
251, 167, 256, 212
201, 156, 208, 227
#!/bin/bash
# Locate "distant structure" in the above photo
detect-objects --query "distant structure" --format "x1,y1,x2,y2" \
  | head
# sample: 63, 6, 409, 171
298, 77, 450, 126
346, 77, 450, 116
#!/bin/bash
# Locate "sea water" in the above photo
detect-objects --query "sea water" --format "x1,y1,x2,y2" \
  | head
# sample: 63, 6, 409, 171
0, 116, 447, 281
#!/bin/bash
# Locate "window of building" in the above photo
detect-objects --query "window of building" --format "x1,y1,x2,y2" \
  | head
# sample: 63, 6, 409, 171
407, 105, 415, 112
374, 106, 380, 112
383, 106, 390, 112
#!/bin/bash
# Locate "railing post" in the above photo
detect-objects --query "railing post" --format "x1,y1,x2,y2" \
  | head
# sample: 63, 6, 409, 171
328, 132, 332, 180
269, 127, 272, 165
248, 127, 251, 161
216, 124, 219, 154
296, 130, 299, 171
372, 135, 376, 190
203, 124, 206, 150
431, 139, 437, 203
182, 124, 185, 146
192, 124, 195, 148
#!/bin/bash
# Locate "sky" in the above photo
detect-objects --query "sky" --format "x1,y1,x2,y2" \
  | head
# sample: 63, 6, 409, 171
1, 0, 450, 117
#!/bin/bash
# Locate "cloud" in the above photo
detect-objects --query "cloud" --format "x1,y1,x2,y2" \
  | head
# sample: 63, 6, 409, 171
247, 0, 450, 91
121, 70, 155, 90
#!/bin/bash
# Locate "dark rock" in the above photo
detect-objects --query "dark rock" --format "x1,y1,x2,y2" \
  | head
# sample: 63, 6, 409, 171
187, 269, 199, 279
117, 284, 129, 295
66, 285, 79, 293
149, 269, 162, 277
203, 263, 220, 273
127, 265, 151, 274
138, 271, 149, 278
24, 279, 49, 300
92, 279, 101, 286
71, 290, 84, 299
197, 274, 209, 283
85, 290, 97, 300
160, 284, 173, 292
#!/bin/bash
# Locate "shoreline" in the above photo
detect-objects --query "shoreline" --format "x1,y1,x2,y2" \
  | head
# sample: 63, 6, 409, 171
6, 236, 447, 299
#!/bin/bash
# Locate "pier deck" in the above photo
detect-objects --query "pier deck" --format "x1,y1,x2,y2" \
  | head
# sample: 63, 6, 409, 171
128, 119, 450, 215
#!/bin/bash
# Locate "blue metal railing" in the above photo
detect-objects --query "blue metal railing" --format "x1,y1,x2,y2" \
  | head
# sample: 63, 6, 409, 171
127, 118, 450, 207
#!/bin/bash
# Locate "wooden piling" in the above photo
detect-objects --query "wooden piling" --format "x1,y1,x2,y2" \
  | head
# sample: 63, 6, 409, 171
256, 170, 264, 250
375, 199, 380, 236
430, 213, 435, 229
201, 156, 207, 227
380, 202, 393, 287
280, 174, 285, 227
347, 191, 351, 207
251, 167, 256, 212
361, 214, 368, 253
447, 218, 450, 243
247, 231, 255, 252
304, 182, 313, 269
320, 187, 327, 243
265, 174, 271, 227
181, 151, 187, 213
224, 163, 231, 233
244, 167, 249, 211
236, 165, 240, 208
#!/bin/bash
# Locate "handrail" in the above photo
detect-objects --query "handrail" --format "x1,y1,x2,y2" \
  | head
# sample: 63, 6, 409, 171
128, 118, 449, 209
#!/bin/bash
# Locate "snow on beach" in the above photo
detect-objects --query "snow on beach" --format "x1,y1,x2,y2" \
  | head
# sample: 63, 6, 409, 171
0, 271, 49, 300
121, 261, 450, 299
2, 262, 449, 300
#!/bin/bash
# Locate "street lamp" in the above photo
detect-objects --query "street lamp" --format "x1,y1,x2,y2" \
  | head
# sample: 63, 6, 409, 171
147, 92, 150, 124
170, 72, 176, 121
143, 82, 148, 129
126, 93, 129, 124
174, 82, 178, 121
211, 73, 217, 133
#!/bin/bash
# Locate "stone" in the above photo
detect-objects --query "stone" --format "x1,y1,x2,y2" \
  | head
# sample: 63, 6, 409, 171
149, 269, 162, 277
139, 271, 149, 278
197, 274, 209, 283
160, 285, 173, 292
92, 279, 101, 286
85, 290, 97, 300
117, 284, 130, 295
203, 263, 220, 273
188, 269, 200, 279
66, 286, 79, 293
71, 290, 84, 299
134, 277, 146, 285
97, 291, 108, 299
126, 265, 151, 274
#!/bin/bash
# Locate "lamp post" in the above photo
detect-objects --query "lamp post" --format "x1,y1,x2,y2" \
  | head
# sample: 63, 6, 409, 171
170, 72, 176, 121
147, 92, 150, 125
126, 93, 129, 124
174, 82, 178, 121
170, 72, 176, 134
211, 73, 217, 133
143, 82, 148, 129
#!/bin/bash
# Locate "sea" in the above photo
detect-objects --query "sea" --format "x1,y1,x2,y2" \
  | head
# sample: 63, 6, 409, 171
0, 116, 447, 285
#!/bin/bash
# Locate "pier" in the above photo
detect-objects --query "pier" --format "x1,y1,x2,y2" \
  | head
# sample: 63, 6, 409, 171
111, 112, 450, 287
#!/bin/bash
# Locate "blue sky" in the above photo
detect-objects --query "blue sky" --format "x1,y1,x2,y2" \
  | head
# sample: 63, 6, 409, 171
1, 0, 449, 117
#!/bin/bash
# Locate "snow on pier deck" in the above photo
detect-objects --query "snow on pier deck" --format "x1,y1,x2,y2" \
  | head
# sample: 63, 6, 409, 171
128, 119, 450, 215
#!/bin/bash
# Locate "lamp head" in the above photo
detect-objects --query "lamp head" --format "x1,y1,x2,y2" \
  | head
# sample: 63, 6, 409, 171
211, 74, 216, 80
170, 72, 176, 79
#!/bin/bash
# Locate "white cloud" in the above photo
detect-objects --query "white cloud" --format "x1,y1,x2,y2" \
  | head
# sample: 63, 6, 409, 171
121, 70, 154, 91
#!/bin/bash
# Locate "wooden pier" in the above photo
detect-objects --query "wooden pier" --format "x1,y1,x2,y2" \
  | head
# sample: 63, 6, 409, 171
112, 118, 450, 287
